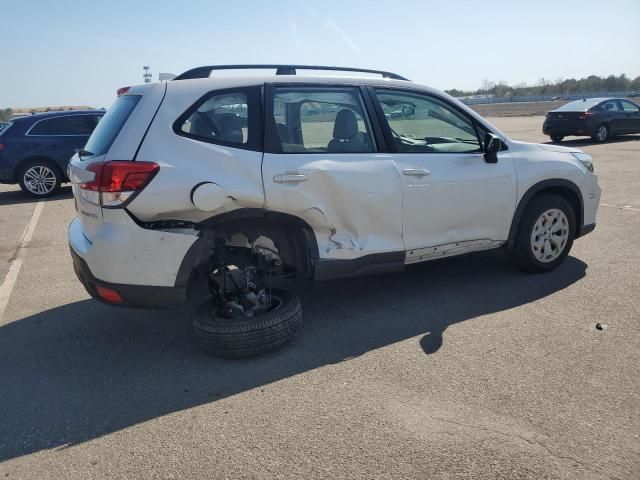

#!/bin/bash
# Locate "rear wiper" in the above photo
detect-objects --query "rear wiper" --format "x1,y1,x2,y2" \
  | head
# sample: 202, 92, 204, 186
76, 149, 94, 159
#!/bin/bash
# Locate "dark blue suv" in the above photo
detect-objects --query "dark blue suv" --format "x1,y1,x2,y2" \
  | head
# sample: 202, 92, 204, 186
0, 110, 103, 197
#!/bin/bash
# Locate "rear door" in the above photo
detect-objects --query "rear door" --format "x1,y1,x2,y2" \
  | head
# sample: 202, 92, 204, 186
261, 83, 404, 260
599, 99, 625, 134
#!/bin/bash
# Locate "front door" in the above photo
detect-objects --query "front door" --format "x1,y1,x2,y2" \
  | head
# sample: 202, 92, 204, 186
370, 88, 517, 254
262, 84, 404, 260
619, 99, 640, 133
600, 99, 626, 135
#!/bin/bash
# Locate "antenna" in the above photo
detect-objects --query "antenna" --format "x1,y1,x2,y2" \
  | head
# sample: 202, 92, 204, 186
143, 66, 152, 83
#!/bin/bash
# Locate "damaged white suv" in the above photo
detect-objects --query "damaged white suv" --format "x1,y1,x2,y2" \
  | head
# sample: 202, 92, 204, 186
68, 65, 601, 357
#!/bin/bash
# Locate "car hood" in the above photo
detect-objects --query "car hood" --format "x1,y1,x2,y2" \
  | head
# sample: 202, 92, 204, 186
507, 139, 583, 155
537, 143, 584, 154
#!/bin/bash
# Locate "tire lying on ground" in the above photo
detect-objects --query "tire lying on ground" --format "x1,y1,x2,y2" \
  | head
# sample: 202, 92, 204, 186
193, 288, 302, 358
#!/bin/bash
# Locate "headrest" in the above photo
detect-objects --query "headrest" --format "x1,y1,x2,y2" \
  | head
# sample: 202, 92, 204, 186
218, 114, 242, 132
333, 109, 358, 140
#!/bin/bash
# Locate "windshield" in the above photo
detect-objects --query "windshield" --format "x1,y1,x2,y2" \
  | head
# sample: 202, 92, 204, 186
83, 95, 140, 157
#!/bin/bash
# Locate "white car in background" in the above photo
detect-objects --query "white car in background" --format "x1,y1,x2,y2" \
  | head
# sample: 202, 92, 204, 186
67, 65, 601, 357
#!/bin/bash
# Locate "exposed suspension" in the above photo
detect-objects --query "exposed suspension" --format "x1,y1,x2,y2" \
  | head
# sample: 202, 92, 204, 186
208, 239, 284, 319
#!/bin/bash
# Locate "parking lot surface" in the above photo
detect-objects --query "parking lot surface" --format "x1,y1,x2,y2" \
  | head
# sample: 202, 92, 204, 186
0, 116, 638, 479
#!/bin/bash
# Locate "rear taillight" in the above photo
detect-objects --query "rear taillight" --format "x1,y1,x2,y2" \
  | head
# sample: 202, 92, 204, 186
117, 86, 131, 96
80, 161, 159, 208
0, 143, 4, 155
579, 112, 595, 119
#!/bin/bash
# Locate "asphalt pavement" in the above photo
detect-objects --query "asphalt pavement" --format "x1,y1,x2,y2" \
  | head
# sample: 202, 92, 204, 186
0, 117, 638, 479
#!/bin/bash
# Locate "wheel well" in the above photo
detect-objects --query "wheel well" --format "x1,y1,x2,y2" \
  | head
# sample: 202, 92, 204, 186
16, 156, 64, 182
508, 181, 583, 249
177, 209, 319, 287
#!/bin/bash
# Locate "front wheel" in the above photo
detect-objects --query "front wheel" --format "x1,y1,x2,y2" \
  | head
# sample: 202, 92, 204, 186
18, 160, 61, 197
193, 288, 302, 358
550, 135, 564, 143
509, 194, 576, 273
592, 124, 609, 143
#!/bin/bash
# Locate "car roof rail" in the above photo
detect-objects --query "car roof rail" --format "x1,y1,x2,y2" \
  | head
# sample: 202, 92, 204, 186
172, 64, 410, 81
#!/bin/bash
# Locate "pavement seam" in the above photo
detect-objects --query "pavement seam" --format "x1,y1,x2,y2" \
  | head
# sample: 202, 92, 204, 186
0, 201, 44, 323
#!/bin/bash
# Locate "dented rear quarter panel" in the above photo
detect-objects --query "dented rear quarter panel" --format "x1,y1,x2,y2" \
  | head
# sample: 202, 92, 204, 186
128, 79, 265, 222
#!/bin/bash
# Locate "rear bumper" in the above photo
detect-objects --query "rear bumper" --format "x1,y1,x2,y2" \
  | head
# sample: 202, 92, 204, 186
543, 120, 596, 137
68, 214, 197, 308
70, 245, 186, 308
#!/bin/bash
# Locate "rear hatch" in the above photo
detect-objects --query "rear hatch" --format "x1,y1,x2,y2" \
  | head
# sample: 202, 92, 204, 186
68, 83, 166, 238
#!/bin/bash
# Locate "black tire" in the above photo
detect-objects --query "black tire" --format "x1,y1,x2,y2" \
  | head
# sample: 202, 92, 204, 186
193, 288, 302, 358
592, 124, 609, 143
18, 159, 62, 197
550, 135, 564, 143
509, 193, 576, 273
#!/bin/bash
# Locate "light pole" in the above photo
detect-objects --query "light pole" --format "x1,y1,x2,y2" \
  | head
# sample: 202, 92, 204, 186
143, 66, 152, 83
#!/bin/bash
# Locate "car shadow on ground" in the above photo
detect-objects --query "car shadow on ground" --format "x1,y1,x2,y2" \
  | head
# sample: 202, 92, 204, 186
0, 186, 73, 206
544, 134, 640, 147
0, 250, 587, 461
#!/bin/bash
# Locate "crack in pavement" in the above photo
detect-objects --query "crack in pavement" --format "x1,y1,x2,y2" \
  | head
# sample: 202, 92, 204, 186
430, 415, 616, 478
0, 202, 44, 322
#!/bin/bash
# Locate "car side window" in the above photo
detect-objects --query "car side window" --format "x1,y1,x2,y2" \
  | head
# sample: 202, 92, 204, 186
179, 92, 249, 145
29, 115, 97, 136
620, 100, 640, 112
271, 87, 376, 154
374, 89, 481, 154
601, 100, 621, 111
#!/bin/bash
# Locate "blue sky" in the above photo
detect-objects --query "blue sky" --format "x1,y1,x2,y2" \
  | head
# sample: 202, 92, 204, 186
1, 0, 639, 108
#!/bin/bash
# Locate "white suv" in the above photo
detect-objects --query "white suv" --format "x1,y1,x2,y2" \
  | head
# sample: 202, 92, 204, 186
68, 65, 601, 357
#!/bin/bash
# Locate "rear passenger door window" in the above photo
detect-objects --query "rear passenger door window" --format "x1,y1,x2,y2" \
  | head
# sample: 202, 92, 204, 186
175, 87, 261, 150
601, 100, 621, 112
270, 87, 376, 153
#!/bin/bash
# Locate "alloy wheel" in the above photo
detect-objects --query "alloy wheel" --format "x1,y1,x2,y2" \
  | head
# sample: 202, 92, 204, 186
23, 165, 57, 195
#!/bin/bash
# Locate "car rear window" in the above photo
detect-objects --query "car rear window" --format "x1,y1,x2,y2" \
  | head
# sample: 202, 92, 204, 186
83, 95, 140, 157
555, 99, 603, 111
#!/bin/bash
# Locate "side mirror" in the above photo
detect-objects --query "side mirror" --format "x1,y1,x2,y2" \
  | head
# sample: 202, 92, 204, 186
484, 133, 502, 163
402, 106, 415, 117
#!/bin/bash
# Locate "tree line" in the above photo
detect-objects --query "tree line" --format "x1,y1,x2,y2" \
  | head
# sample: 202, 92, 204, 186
0, 108, 12, 122
446, 74, 640, 98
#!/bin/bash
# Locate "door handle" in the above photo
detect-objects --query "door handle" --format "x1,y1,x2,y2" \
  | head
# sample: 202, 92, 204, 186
273, 173, 308, 183
403, 168, 430, 177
